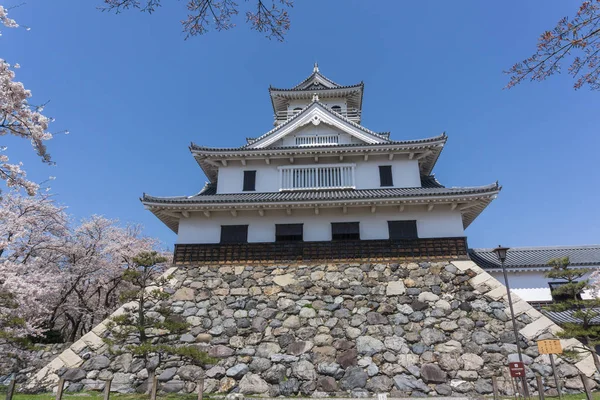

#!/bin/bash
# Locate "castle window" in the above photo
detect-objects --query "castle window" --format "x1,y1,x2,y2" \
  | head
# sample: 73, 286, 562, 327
379, 165, 393, 187
388, 220, 418, 240
276, 224, 303, 242
220, 225, 248, 244
243, 170, 256, 191
331, 222, 360, 241
293, 107, 302, 114
331, 105, 342, 114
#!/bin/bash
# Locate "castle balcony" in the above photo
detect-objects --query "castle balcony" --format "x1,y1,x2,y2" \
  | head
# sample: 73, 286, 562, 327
275, 107, 361, 123
173, 237, 469, 265
279, 164, 355, 191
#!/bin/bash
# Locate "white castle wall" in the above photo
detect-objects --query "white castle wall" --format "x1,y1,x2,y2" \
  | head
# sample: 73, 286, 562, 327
216, 157, 421, 194
176, 206, 464, 244
489, 269, 597, 302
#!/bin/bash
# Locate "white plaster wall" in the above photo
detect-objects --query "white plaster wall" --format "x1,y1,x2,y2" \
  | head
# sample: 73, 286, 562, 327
176, 205, 465, 244
488, 269, 597, 301
216, 157, 421, 194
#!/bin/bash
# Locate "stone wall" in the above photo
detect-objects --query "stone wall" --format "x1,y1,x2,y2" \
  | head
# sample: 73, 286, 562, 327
25, 260, 600, 397
0, 343, 70, 386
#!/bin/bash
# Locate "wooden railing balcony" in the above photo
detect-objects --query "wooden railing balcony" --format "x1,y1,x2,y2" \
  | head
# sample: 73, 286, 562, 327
278, 163, 355, 191
275, 108, 361, 122
173, 237, 469, 265
295, 135, 339, 146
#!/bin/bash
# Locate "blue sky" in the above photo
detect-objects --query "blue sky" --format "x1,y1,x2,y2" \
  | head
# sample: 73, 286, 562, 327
2, 0, 599, 250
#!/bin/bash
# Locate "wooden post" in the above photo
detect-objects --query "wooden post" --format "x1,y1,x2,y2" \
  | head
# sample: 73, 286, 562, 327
55, 378, 65, 400
510, 375, 519, 400
536, 375, 545, 400
5, 379, 16, 400
197, 377, 204, 400
549, 354, 562, 400
580, 373, 593, 400
103, 378, 112, 400
492, 376, 499, 400
150, 376, 158, 400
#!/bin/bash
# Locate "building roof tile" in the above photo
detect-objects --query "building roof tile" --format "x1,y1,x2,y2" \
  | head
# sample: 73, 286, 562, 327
143, 182, 499, 205
469, 245, 600, 269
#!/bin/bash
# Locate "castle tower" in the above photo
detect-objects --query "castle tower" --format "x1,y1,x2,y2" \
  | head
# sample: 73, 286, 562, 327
142, 65, 500, 264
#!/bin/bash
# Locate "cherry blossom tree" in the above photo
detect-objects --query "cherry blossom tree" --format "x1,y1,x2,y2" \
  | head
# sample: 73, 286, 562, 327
506, 0, 600, 90
46, 216, 170, 342
1, 5, 61, 195
0, 190, 170, 355
100, 0, 293, 41
0, 191, 68, 359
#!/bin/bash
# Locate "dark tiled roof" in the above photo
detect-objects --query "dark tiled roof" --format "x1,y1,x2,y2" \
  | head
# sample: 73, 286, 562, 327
269, 82, 363, 93
291, 70, 341, 90
191, 134, 445, 153
543, 309, 600, 325
421, 175, 444, 188
142, 183, 499, 205
469, 245, 600, 269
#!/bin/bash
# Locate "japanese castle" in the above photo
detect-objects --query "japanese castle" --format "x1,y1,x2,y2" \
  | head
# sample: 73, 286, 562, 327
142, 65, 501, 263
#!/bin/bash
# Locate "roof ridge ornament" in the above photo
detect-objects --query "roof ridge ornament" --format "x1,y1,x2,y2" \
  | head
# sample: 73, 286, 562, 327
313, 62, 319, 73
312, 93, 319, 102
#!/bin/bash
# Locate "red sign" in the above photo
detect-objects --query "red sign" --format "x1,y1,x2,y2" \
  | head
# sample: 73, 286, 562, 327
509, 362, 525, 377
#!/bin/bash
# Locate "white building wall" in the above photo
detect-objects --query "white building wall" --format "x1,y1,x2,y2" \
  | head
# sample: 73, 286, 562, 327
177, 206, 465, 244
216, 157, 421, 194
488, 269, 597, 302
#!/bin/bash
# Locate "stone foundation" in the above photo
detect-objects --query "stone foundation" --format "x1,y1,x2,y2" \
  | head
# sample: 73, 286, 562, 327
24, 260, 600, 396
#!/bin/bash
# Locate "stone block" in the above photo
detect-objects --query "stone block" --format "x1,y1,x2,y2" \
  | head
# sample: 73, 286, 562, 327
486, 286, 508, 301
519, 316, 554, 339
451, 260, 477, 271
58, 348, 83, 368
468, 272, 493, 287
45, 356, 61, 373
525, 308, 543, 321
173, 287, 195, 301
505, 300, 530, 317
81, 331, 105, 351
91, 322, 108, 336
386, 281, 406, 296
70, 339, 88, 354
575, 354, 597, 377
273, 273, 297, 287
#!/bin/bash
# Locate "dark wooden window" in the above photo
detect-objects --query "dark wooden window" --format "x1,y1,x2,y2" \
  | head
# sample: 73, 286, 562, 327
331, 105, 342, 114
220, 225, 248, 244
276, 224, 303, 242
243, 170, 256, 191
331, 222, 360, 241
388, 220, 418, 240
379, 165, 393, 187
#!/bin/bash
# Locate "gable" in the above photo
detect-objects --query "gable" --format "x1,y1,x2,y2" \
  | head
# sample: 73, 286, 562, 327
246, 103, 389, 149
293, 71, 340, 90
295, 75, 338, 90
268, 124, 363, 148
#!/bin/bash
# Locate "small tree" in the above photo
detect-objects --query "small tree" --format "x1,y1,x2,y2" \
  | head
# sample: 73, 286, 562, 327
104, 251, 212, 391
544, 256, 600, 371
